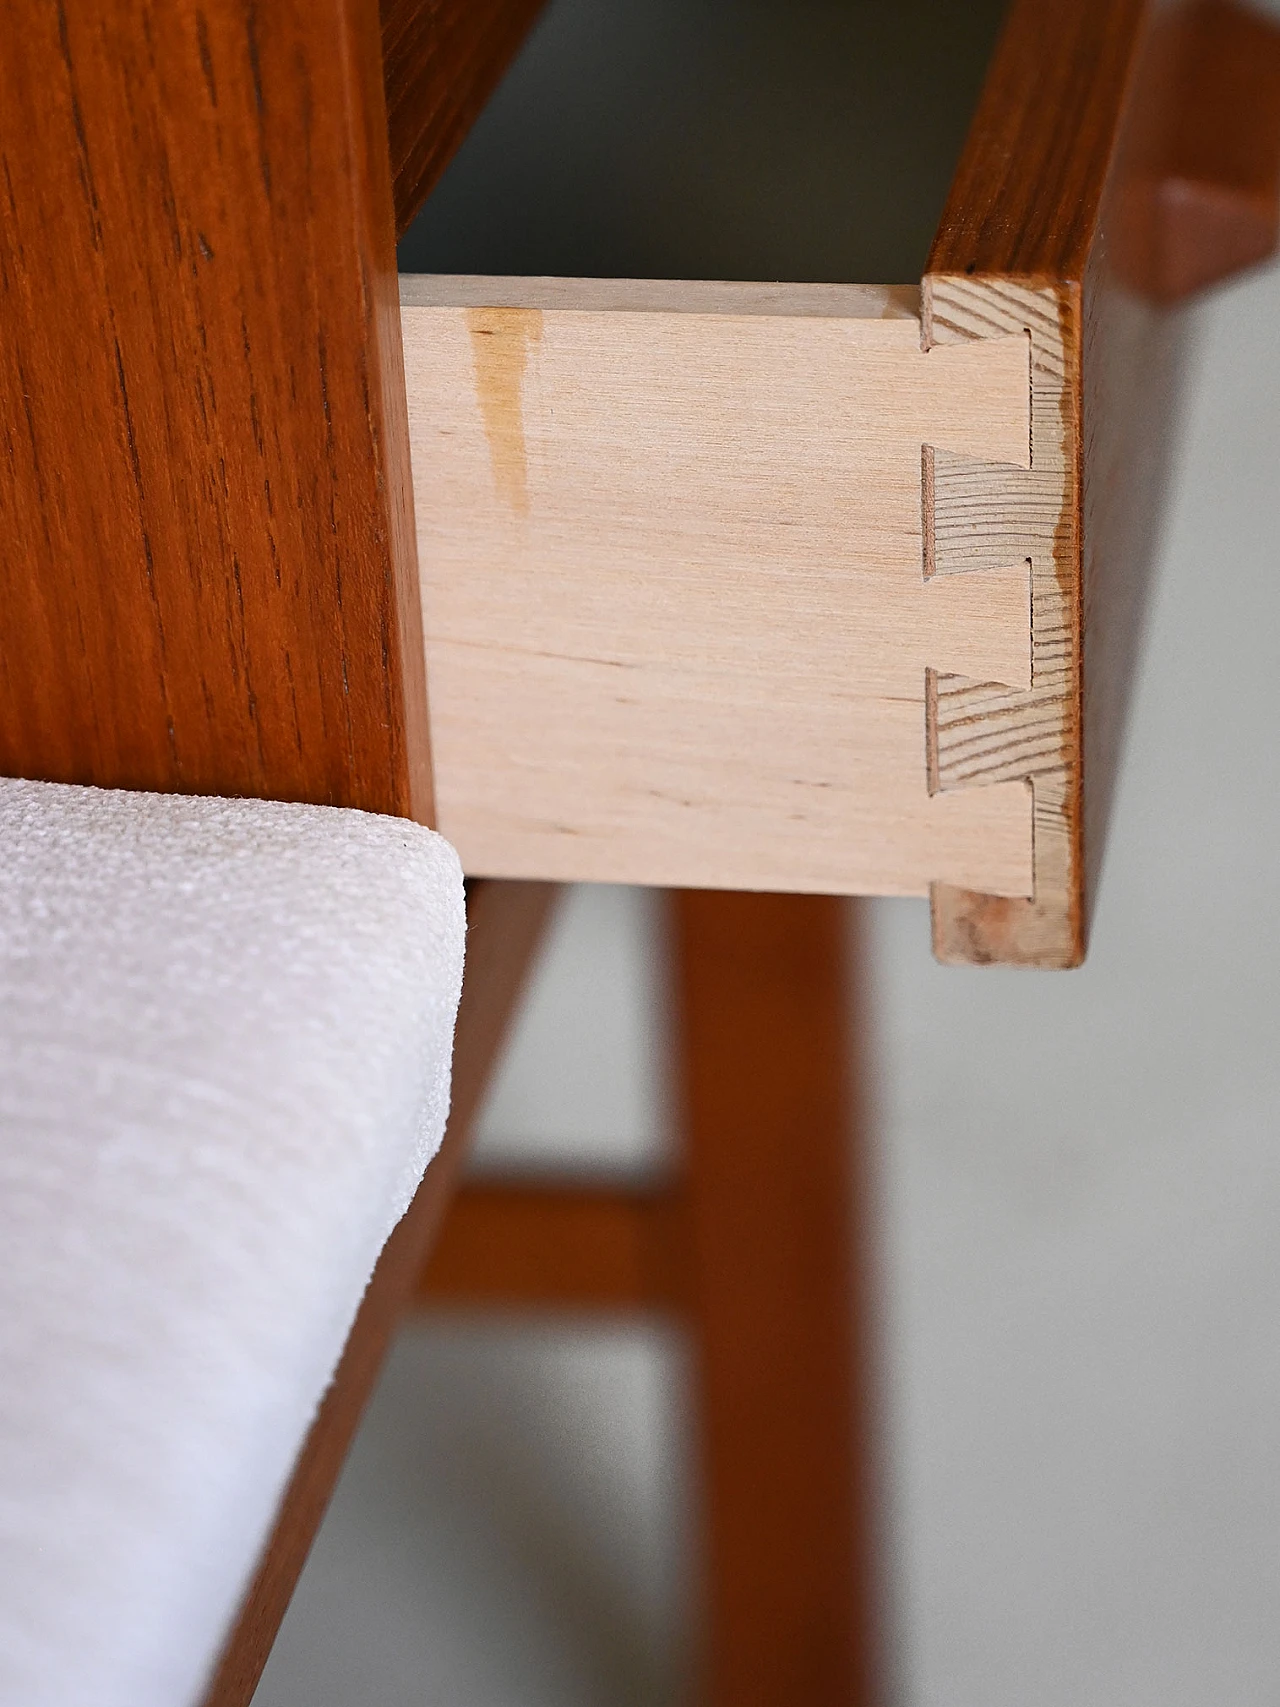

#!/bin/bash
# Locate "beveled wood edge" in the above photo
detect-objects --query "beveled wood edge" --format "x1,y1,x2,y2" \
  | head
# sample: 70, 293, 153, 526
200, 879, 559, 1707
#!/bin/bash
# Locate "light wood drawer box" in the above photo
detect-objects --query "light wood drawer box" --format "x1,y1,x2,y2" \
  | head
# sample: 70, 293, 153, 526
393, 0, 1280, 967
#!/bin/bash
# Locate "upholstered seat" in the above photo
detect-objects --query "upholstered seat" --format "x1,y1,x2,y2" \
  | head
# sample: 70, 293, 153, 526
0, 779, 465, 1707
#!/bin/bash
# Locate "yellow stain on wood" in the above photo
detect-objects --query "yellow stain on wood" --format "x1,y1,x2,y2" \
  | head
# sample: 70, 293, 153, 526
466, 307, 543, 516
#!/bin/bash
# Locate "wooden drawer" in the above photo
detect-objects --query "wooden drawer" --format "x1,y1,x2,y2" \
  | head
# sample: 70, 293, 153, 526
2, 0, 1277, 966
396, 0, 1280, 965
402, 276, 1035, 904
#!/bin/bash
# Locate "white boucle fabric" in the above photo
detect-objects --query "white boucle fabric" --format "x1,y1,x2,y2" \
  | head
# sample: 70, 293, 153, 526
0, 778, 466, 1707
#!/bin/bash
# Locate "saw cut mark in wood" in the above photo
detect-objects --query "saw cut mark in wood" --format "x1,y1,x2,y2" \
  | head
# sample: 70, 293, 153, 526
404, 276, 1036, 898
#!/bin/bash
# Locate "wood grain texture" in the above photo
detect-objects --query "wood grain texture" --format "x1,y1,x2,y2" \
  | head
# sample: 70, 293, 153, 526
381, 0, 547, 238
674, 892, 880, 1706
922, 0, 1273, 965
201, 879, 557, 1707
419, 1180, 685, 1311
404, 276, 1036, 899
924, 277, 1082, 967
926, 0, 1152, 281
0, 0, 430, 818
921, 0, 1149, 967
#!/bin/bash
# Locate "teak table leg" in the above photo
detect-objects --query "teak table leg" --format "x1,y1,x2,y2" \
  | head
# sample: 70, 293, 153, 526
420, 891, 883, 1700
672, 891, 881, 1707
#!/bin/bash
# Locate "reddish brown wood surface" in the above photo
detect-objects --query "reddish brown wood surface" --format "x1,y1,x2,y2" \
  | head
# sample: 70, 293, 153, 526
927, 0, 1151, 281
674, 892, 880, 1707
201, 880, 557, 1707
1110, 0, 1280, 302
0, 0, 431, 817
382, 0, 547, 238
420, 1180, 686, 1311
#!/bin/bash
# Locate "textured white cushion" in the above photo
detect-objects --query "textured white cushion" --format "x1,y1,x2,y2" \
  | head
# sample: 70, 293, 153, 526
0, 779, 466, 1707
